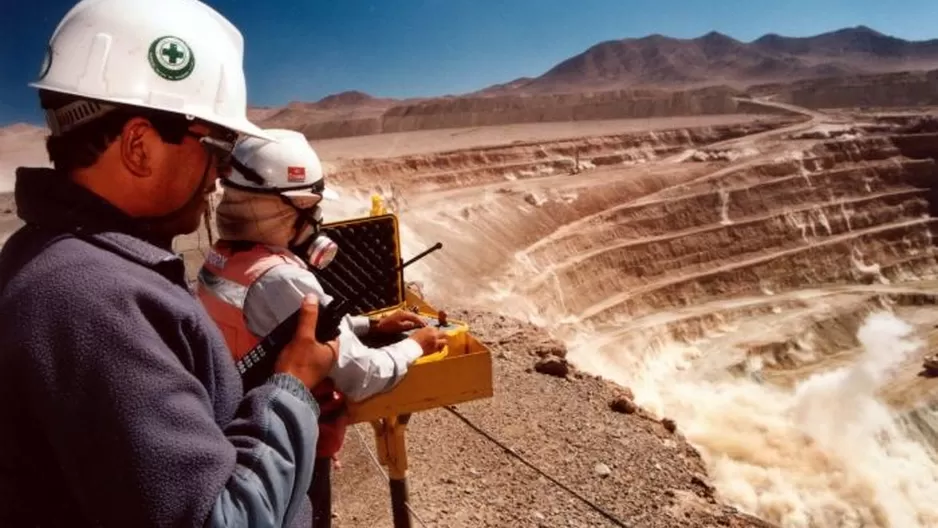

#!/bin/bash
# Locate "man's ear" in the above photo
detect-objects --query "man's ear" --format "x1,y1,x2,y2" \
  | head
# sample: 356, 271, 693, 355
120, 118, 156, 178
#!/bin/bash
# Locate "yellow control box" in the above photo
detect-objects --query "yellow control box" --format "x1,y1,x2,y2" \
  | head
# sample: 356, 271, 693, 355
315, 207, 493, 425
347, 304, 490, 424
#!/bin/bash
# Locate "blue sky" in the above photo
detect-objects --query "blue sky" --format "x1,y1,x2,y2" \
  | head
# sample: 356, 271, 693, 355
2, 0, 938, 126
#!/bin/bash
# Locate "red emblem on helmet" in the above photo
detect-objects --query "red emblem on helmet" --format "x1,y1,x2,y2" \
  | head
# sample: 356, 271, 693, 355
287, 166, 306, 182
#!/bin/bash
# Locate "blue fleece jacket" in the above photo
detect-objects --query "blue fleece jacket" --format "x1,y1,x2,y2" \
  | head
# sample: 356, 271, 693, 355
0, 168, 318, 527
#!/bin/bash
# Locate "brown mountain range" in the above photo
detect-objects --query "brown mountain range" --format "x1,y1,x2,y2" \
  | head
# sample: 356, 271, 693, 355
238, 26, 938, 140
475, 25, 938, 95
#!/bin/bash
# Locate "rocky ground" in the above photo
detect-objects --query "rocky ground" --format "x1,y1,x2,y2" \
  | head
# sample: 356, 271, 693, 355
330, 308, 777, 528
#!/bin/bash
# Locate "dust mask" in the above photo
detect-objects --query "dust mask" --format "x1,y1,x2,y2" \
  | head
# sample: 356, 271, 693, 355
288, 204, 338, 270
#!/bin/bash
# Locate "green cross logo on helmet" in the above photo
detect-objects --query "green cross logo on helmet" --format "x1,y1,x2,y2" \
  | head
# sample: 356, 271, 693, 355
148, 36, 195, 81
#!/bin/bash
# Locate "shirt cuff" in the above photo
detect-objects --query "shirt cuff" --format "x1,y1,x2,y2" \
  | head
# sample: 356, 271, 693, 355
397, 338, 424, 363
348, 315, 372, 336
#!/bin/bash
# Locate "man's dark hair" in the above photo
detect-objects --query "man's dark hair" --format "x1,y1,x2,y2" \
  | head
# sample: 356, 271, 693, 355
38, 90, 193, 173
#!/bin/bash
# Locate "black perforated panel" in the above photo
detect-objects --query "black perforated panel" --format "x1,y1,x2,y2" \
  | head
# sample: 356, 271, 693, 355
314, 214, 404, 316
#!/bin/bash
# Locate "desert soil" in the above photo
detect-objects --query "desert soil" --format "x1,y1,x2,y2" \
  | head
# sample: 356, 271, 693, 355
330, 307, 777, 528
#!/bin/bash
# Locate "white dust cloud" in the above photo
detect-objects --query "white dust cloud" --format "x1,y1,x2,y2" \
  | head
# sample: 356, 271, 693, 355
568, 311, 938, 528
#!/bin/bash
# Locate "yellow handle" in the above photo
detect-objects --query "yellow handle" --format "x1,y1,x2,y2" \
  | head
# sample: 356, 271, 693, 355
370, 194, 387, 216
413, 348, 450, 365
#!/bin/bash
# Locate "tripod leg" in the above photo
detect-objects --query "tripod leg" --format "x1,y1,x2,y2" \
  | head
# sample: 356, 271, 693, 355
389, 477, 411, 528
372, 415, 413, 528
309, 456, 333, 528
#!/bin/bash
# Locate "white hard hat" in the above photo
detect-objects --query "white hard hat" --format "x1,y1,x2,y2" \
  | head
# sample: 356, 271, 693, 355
225, 128, 339, 200
31, 0, 272, 140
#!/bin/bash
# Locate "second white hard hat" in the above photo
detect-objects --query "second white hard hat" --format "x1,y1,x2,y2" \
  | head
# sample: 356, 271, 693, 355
225, 129, 338, 201
31, 0, 272, 140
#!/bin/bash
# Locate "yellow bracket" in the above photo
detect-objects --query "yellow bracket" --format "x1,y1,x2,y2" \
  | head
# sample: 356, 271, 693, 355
369, 414, 411, 480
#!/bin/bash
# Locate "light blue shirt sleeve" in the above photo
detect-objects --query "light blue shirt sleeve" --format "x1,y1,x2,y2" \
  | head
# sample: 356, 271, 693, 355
243, 263, 423, 402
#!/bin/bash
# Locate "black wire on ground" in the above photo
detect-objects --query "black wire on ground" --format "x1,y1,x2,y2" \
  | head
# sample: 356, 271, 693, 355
443, 405, 632, 528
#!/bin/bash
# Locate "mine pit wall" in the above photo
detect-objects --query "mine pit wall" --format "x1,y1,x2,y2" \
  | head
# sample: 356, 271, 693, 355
531, 136, 938, 326
526, 190, 933, 305
377, 133, 938, 337
276, 86, 794, 141
753, 292, 938, 376
379, 86, 746, 133
572, 223, 937, 326
328, 120, 793, 191
391, 161, 725, 297
748, 68, 938, 110
893, 133, 938, 219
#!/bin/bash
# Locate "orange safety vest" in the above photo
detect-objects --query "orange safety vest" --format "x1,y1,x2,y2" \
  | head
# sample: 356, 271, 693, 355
197, 240, 348, 458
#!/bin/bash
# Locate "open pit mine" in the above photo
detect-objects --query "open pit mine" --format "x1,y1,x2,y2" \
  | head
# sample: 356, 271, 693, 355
287, 102, 938, 528
5, 101, 938, 527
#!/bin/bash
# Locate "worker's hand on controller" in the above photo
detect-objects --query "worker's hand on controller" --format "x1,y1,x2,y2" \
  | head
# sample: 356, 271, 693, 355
370, 310, 427, 334
274, 294, 340, 389
409, 326, 448, 356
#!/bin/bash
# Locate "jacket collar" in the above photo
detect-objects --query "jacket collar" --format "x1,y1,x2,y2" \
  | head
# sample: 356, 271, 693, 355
13, 167, 187, 286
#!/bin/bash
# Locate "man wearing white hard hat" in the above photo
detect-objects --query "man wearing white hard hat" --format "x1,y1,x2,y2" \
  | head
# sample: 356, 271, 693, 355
0, 1, 342, 527
198, 128, 447, 528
